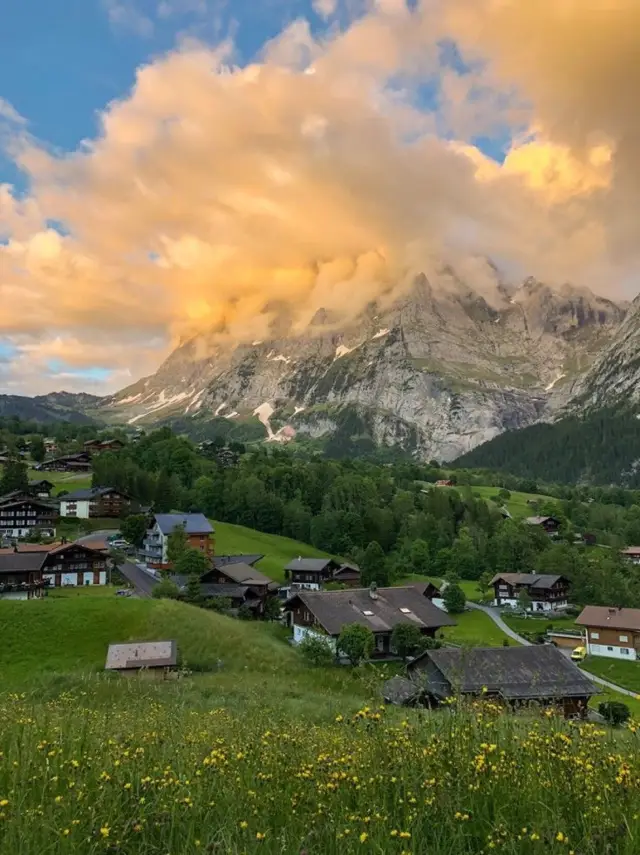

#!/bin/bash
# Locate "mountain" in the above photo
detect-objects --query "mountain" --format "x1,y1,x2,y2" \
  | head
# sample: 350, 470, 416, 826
0, 392, 102, 424
100, 270, 626, 460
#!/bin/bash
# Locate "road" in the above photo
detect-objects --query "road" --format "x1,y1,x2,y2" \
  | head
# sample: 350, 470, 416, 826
468, 601, 638, 698
117, 562, 158, 598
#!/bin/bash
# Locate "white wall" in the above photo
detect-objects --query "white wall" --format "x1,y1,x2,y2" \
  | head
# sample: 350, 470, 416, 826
588, 643, 637, 661
99, 570, 107, 585
43, 573, 55, 586
495, 597, 566, 612
292, 624, 336, 650
0, 591, 29, 600
61, 572, 76, 586
60, 500, 90, 519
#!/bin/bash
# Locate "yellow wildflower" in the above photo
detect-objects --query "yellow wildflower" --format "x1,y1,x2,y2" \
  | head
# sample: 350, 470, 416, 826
360, 832, 368, 843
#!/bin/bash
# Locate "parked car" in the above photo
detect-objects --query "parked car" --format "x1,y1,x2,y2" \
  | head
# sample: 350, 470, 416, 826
109, 539, 130, 549
571, 646, 586, 662
116, 589, 133, 597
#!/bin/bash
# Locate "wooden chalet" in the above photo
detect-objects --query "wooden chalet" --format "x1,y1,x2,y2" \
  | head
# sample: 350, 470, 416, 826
620, 547, 640, 566
59, 487, 133, 519
576, 606, 640, 661
524, 515, 561, 535
399, 645, 596, 718
491, 573, 570, 612
198, 561, 280, 615
84, 439, 125, 456
0, 551, 47, 600
284, 557, 341, 590
286, 584, 455, 659
42, 542, 108, 587
0, 497, 58, 539
36, 452, 92, 473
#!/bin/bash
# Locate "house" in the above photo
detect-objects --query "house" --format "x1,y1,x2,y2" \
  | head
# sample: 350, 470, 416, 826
435, 479, 454, 487
576, 606, 640, 661
105, 640, 177, 677
36, 452, 92, 473
284, 557, 341, 590
141, 513, 214, 569
524, 515, 561, 535
44, 438, 57, 454
620, 547, 640, 566
41, 542, 108, 587
331, 563, 362, 587
213, 553, 264, 569
403, 645, 597, 718
0, 498, 58, 539
28, 479, 54, 498
200, 561, 280, 615
84, 439, 125, 456
285, 584, 455, 658
491, 573, 570, 612
0, 551, 47, 600
59, 487, 133, 519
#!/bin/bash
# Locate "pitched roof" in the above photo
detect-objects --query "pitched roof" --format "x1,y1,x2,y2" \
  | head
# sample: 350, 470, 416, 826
0, 497, 57, 510
284, 557, 336, 573
0, 542, 62, 554
47, 542, 104, 558
286, 586, 455, 636
382, 675, 422, 705
213, 554, 264, 568
490, 573, 565, 590
154, 513, 214, 535
621, 547, 640, 557
105, 640, 177, 670
409, 646, 596, 700
216, 562, 273, 586
576, 606, 640, 632
171, 576, 250, 599
525, 516, 559, 525
0, 552, 47, 574
61, 487, 128, 501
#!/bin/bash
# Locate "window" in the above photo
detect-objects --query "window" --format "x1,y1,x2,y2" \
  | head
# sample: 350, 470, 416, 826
620, 635, 629, 642
399, 607, 411, 614
362, 610, 374, 617
591, 632, 599, 640
607, 646, 614, 652
622, 649, 630, 655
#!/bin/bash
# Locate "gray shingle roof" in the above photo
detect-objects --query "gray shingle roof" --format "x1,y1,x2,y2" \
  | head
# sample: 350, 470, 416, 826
491, 573, 564, 590
286, 586, 455, 636
382, 676, 422, 705
216, 562, 273, 586
409, 646, 596, 700
61, 487, 125, 501
154, 513, 214, 535
284, 557, 336, 573
0, 552, 47, 574
213, 554, 263, 568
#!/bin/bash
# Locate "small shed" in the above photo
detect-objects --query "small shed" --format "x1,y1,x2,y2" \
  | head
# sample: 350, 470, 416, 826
105, 640, 177, 678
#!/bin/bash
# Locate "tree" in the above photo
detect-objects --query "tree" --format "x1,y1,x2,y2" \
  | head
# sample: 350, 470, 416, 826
449, 529, 479, 580
409, 539, 430, 575
30, 436, 46, 463
152, 578, 181, 599
154, 470, 175, 513
443, 582, 466, 614
174, 546, 209, 579
336, 624, 374, 665
599, 701, 631, 726
299, 633, 335, 667
391, 623, 423, 659
361, 541, 389, 587
185, 572, 202, 604
204, 596, 232, 613
263, 596, 282, 621
477, 570, 493, 600
0, 459, 28, 495
518, 588, 533, 613
167, 523, 189, 566
120, 514, 148, 548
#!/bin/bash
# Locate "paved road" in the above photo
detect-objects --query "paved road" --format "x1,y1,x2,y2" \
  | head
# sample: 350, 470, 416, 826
468, 600, 638, 698
118, 561, 158, 598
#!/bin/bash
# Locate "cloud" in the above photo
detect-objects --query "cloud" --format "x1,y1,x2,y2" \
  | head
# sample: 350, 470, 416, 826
1, 0, 640, 394
103, 1, 155, 37
312, 0, 338, 19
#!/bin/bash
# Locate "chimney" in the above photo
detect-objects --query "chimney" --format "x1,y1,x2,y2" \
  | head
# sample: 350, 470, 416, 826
369, 582, 378, 600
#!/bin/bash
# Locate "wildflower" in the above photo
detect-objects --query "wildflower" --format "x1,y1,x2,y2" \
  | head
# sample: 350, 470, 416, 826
335, 715, 344, 723
100, 826, 110, 838
239, 821, 248, 830
556, 832, 567, 843
400, 831, 412, 839
62, 829, 70, 837
0, 801, 8, 808
359, 832, 368, 843
256, 832, 266, 840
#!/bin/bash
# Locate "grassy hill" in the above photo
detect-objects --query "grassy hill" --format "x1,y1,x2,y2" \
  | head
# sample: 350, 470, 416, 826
27, 467, 92, 495
212, 519, 332, 581
468, 485, 550, 519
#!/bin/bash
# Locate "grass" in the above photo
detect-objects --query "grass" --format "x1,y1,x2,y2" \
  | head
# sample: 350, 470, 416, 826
47, 585, 122, 599
440, 609, 518, 647
26, 467, 92, 496
581, 656, 640, 695
469, 485, 551, 519
502, 615, 578, 635
212, 519, 331, 582
426, 577, 485, 603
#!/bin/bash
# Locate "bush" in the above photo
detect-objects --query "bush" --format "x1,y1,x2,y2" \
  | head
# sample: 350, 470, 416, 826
391, 623, 423, 659
599, 701, 631, 726
443, 583, 466, 614
152, 578, 181, 600
299, 633, 335, 667
336, 624, 375, 665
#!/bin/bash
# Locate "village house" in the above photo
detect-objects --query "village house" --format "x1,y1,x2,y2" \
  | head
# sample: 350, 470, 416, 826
35, 452, 92, 473
140, 513, 214, 570
285, 584, 455, 658
284, 557, 341, 590
620, 547, 640, 566
44, 438, 57, 454
391, 645, 596, 719
202, 562, 279, 613
524, 515, 561, 535
84, 439, 125, 456
41, 542, 108, 587
105, 640, 177, 678
59, 487, 134, 519
491, 573, 570, 612
0, 552, 47, 600
576, 606, 640, 661
28, 479, 54, 498
0, 497, 58, 539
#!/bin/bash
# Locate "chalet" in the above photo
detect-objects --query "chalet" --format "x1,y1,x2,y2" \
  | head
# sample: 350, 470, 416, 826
286, 584, 455, 658
284, 557, 341, 590
435, 479, 454, 487
524, 515, 561, 535
400, 645, 596, 718
331, 563, 362, 587
0, 498, 58, 539
491, 573, 570, 612
42, 542, 108, 587
576, 606, 640, 661
0, 552, 47, 600
620, 547, 640, 566
59, 487, 133, 519
141, 513, 214, 569
199, 561, 278, 611
214, 553, 264, 569
36, 452, 92, 473
44, 438, 57, 454
105, 640, 177, 678
84, 439, 125, 456
28, 479, 54, 498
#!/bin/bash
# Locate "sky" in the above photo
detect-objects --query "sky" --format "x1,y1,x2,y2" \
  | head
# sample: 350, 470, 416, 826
1, 0, 639, 396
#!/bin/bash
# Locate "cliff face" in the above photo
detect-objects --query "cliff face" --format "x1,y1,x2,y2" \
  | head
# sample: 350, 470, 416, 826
102, 272, 626, 460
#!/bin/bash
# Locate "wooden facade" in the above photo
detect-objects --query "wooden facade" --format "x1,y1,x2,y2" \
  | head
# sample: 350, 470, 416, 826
0, 498, 58, 538
42, 543, 108, 588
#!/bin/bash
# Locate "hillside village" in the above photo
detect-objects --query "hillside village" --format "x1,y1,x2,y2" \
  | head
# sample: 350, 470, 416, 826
3, 421, 640, 854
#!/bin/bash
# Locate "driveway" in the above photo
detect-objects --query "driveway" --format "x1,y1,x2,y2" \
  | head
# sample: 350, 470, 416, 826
468, 600, 638, 698
117, 561, 158, 598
